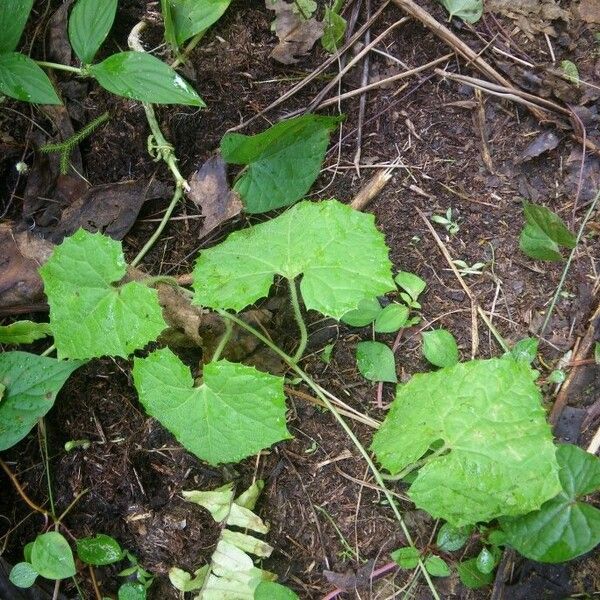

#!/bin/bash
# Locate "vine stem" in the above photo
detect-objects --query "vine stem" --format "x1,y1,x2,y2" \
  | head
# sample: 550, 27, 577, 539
541, 189, 600, 335
41, 343, 56, 357
127, 21, 189, 267
216, 309, 440, 600
171, 31, 206, 69
35, 61, 84, 75
212, 318, 233, 362
0, 457, 50, 518
288, 278, 308, 362
130, 186, 183, 267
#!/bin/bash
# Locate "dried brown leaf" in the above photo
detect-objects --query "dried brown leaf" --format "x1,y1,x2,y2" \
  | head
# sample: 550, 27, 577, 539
578, 0, 600, 23
267, 0, 324, 64
188, 155, 243, 239
487, 0, 570, 36
0, 223, 54, 312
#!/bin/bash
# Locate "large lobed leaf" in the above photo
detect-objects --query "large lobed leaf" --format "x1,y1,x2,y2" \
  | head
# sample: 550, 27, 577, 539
372, 358, 561, 526
0, 352, 82, 450
500, 444, 600, 562
193, 200, 395, 319
132, 348, 291, 465
221, 115, 341, 213
40, 229, 167, 359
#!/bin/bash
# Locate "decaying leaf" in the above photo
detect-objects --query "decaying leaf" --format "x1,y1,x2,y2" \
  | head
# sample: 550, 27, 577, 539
45, 179, 170, 243
187, 154, 242, 239
578, 0, 600, 24
267, 0, 324, 64
0, 223, 54, 312
487, 0, 570, 36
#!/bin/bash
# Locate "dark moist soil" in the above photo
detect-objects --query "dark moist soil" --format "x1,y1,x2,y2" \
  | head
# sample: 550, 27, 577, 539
1, 0, 600, 598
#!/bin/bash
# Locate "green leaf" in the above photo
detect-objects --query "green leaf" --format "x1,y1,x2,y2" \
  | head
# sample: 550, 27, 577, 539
436, 523, 472, 552
391, 547, 420, 569
509, 337, 538, 364
30, 532, 76, 580
457, 558, 494, 589
169, 565, 208, 592
374, 303, 409, 333
321, 8, 346, 53
394, 271, 426, 302
372, 358, 561, 526
548, 369, 565, 384
89, 52, 205, 106
0, 321, 52, 344
341, 297, 382, 327
0, 53, 61, 105
0, 352, 82, 450
77, 534, 123, 566
163, 0, 233, 47
221, 115, 341, 213
118, 582, 146, 600
519, 223, 561, 261
40, 229, 167, 360
422, 329, 459, 368
132, 348, 291, 465
356, 341, 397, 383
24, 542, 34, 563
68, 0, 117, 65
424, 555, 450, 577
255, 581, 299, 599
438, 0, 483, 23
524, 201, 576, 248
500, 444, 600, 563
476, 548, 496, 574
193, 200, 394, 319
9, 562, 38, 588
595, 341, 600, 365
560, 60, 580, 86
519, 201, 576, 261
160, 0, 177, 48
0, 0, 34, 53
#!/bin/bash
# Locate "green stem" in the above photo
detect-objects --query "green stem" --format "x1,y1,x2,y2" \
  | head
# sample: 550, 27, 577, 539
216, 309, 440, 600
382, 445, 449, 481
36, 61, 84, 75
212, 319, 233, 363
41, 343, 56, 357
541, 189, 600, 335
130, 186, 183, 267
37, 419, 56, 519
288, 278, 308, 363
171, 30, 206, 69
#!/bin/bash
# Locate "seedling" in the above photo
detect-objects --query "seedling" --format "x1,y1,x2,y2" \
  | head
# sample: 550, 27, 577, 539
431, 208, 459, 235
451, 259, 486, 276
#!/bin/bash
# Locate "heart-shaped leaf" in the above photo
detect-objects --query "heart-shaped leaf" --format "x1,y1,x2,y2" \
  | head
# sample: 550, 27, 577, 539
221, 115, 341, 213
372, 358, 561, 526
132, 348, 291, 465
40, 229, 167, 359
0, 352, 82, 450
500, 444, 600, 562
193, 200, 395, 320
30, 532, 76, 580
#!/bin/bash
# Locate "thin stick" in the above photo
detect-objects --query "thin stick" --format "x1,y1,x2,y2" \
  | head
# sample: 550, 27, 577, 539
353, 0, 372, 174
89, 565, 102, 600
0, 458, 50, 518
228, 2, 392, 132
416, 208, 479, 358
